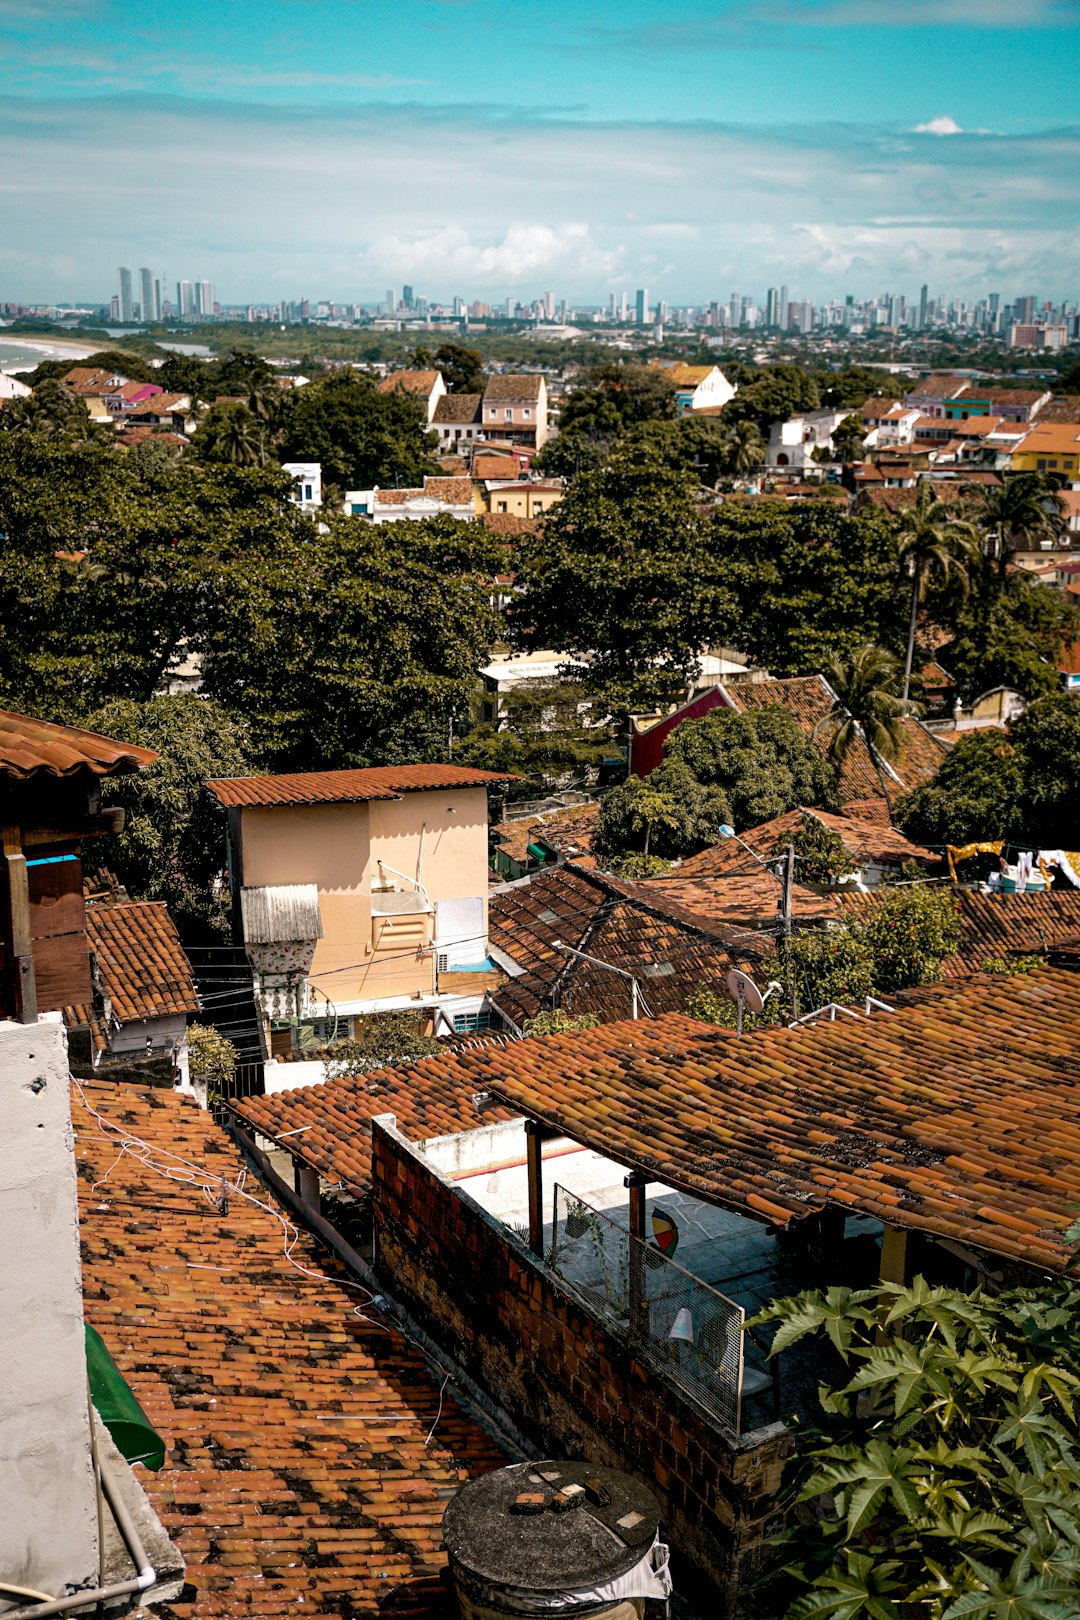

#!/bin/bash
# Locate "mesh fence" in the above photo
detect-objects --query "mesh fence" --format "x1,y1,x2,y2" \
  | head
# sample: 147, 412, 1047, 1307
550, 1184, 748, 1436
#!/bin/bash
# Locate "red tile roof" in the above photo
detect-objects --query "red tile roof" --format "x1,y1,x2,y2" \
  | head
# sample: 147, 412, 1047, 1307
483, 375, 543, 403
405, 970, 1080, 1272
377, 368, 441, 396
431, 394, 482, 425
234, 1052, 515, 1196
641, 871, 838, 932
492, 803, 600, 866
207, 763, 514, 808
73, 1081, 507, 1617
488, 865, 762, 1027
0, 707, 158, 781
674, 808, 938, 876
86, 900, 199, 1022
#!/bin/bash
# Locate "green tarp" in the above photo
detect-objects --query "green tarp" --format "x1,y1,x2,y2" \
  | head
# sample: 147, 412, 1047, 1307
85, 1324, 165, 1470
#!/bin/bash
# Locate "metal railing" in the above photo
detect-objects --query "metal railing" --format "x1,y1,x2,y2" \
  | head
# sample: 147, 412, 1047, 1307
549, 1185, 775, 1436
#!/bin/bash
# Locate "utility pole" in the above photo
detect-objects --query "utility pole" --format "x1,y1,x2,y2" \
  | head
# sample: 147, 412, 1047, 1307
783, 842, 798, 1018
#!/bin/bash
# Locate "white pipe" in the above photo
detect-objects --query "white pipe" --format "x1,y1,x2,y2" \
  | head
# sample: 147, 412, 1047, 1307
0, 1587, 54, 1605
4, 1446, 158, 1619
375, 860, 431, 911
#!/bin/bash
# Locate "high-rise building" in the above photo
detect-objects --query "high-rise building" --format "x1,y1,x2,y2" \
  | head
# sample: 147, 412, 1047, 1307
635, 287, 649, 324
543, 290, 556, 320
384, 288, 396, 312
728, 292, 740, 330
619, 290, 628, 322
1015, 294, 1035, 324
918, 284, 929, 330
196, 280, 214, 317
139, 268, 153, 325
403, 284, 414, 310
177, 280, 195, 319
765, 287, 779, 327
117, 266, 133, 323
779, 284, 789, 330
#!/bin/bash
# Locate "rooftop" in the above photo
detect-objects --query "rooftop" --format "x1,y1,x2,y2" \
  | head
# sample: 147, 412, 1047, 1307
0, 706, 158, 782
73, 1080, 508, 1616
488, 864, 761, 1028
431, 394, 482, 425
641, 871, 838, 932
1014, 423, 1080, 456
85, 900, 199, 1023
234, 1047, 515, 1196
207, 762, 513, 809
382, 970, 1080, 1273
839, 887, 1080, 977
673, 807, 938, 877
491, 802, 600, 867
483, 374, 544, 403
376, 368, 441, 396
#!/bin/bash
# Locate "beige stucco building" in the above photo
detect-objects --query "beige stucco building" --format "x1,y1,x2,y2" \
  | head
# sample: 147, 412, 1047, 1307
208, 764, 511, 1047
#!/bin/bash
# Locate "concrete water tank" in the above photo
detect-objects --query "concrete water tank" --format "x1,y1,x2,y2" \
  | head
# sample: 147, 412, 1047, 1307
442, 1460, 669, 1620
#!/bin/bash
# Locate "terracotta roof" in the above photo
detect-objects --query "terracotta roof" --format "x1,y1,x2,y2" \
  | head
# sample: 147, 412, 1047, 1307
437, 455, 469, 475
374, 476, 474, 507
674, 808, 938, 876
234, 1053, 515, 1196
73, 1081, 508, 1616
492, 803, 600, 866
983, 389, 1048, 407
431, 394, 482, 425
488, 864, 761, 1028
86, 900, 199, 1022
640, 871, 838, 932
207, 763, 513, 808
666, 365, 714, 387
467, 969, 1080, 1272
1014, 423, 1080, 457
483, 374, 543, 403
376, 368, 440, 396
839, 888, 1080, 977
721, 675, 949, 824
1038, 396, 1080, 422
0, 707, 158, 781
480, 512, 542, 537
907, 374, 968, 399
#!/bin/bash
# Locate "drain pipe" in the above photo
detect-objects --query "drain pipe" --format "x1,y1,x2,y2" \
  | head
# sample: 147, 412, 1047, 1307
5, 1446, 157, 1619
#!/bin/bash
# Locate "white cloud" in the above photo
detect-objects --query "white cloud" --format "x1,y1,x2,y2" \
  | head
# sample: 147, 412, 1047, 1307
915, 115, 963, 135
357, 224, 622, 287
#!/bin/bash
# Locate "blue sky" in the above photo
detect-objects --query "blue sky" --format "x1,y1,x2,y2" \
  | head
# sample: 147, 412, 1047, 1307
2, 0, 1078, 305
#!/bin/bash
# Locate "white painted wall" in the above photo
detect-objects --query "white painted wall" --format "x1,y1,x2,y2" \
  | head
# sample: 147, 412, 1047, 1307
0, 1015, 99, 1597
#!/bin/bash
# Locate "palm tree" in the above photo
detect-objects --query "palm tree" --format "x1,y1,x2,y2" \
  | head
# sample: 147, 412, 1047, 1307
894, 482, 982, 706
817, 643, 911, 818
975, 472, 1065, 581
725, 421, 766, 477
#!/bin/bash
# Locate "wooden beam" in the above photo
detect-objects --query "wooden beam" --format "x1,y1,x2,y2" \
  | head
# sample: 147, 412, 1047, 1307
3, 826, 36, 1024
20, 809, 124, 848
525, 1119, 545, 1258
625, 1170, 648, 1339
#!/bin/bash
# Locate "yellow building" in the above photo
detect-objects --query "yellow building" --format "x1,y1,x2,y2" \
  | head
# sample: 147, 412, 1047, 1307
1011, 422, 1080, 480
208, 764, 511, 1043
484, 480, 564, 518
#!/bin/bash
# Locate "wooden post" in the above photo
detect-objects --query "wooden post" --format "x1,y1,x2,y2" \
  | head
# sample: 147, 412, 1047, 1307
3, 827, 36, 1024
525, 1119, 545, 1258
625, 1170, 647, 1339
879, 1225, 908, 1286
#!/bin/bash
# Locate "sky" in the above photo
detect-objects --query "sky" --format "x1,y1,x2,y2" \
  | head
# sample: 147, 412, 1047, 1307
1, 0, 1078, 307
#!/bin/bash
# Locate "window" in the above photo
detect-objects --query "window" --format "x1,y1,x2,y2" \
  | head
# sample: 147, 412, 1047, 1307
505, 408, 513, 421
497, 501, 508, 513
452, 1010, 502, 1034
523, 408, 531, 419
1038, 459, 1047, 470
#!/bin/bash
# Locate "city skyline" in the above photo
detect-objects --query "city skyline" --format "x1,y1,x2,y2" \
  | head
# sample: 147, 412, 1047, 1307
2, 1, 1078, 304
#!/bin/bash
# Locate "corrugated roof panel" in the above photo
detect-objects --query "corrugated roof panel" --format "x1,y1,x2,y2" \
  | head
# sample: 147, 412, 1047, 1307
241, 884, 323, 944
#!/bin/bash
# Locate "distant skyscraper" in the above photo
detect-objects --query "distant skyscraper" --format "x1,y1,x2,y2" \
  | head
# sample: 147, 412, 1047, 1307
635, 287, 649, 324
197, 280, 215, 317
779, 284, 789, 330
543, 290, 556, 320
177, 280, 195, 319
384, 288, 395, 312
765, 287, 779, 327
919, 284, 929, 330
619, 290, 628, 322
117, 266, 133, 323
1015, 294, 1035, 324
139, 268, 153, 325
403, 284, 414, 309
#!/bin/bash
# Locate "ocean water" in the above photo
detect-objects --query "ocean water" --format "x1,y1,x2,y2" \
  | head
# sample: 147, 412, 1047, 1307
0, 338, 97, 373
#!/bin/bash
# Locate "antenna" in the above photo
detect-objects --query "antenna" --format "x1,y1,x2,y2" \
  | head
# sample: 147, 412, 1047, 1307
725, 967, 765, 1036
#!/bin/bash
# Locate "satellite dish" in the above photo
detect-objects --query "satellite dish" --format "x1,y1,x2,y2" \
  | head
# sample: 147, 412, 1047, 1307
726, 968, 765, 1014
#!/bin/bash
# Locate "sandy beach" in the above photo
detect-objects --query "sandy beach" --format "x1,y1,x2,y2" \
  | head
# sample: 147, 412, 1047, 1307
0, 333, 101, 372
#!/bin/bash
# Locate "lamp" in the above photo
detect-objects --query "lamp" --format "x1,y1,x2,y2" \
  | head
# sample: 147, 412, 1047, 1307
667, 1308, 694, 1344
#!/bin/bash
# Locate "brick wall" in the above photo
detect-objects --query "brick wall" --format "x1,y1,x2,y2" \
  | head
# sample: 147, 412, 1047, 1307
370, 1117, 790, 1612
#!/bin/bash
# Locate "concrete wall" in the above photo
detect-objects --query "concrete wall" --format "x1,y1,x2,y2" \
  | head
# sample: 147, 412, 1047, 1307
0, 1015, 99, 1597
238, 788, 490, 1010
371, 1117, 790, 1613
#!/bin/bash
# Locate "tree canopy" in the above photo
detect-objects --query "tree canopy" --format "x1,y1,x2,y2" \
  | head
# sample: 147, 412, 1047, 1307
275, 369, 439, 490
664, 703, 839, 830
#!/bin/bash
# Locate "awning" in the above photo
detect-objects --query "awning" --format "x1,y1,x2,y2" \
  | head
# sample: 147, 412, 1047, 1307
86, 1324, 165, 1470
526, 843, 549, 862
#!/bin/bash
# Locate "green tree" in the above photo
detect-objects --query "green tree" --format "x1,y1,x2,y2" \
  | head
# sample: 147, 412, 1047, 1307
706, 500, 902, 676
276, 369, 439, 490
322, 1011, 442, 1079
84, 695, 250, 939
432, 342, 485, 394
664, 704, 838, 830
455, 677, 613, 782
723, 363, 821, 429
896, 729, 1023, 847
829, 413, 867, 464
770, 813, 857, 886
594, 760, 731, 863
945, 573, 1080, 703
781, 928, 874, 1010
191, 400, 263, 466
817, 643, 910, 815
188, 1024, 238, 1107
754, 1276, 1080, 1620
861, 885, 962, 993
156, 351, 211, 397
975, 471, 1065, 580
510, 444, 731, 708
200, 513, 506, 769
0, 378, 102, 442
210, 346, 276, 401
1008, 691, 1080, 848
895, 483, 983, 705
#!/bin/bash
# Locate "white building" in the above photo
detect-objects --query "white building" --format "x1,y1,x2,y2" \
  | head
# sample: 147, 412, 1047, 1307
282, 461, 323, 511
767, 407, 850, 469
344, 475, 474, 523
